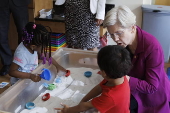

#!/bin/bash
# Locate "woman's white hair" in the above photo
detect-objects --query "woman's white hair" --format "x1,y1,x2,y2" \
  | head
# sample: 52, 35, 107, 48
103, 5, 136, 28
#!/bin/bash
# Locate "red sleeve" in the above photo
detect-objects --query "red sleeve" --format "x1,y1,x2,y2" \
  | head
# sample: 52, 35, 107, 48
91, 93, 115, 113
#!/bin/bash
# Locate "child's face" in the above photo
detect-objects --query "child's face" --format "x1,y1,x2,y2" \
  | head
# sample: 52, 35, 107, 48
33, 45, 42, 51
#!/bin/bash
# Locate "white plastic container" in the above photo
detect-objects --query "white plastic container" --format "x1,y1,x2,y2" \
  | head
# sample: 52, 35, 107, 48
39, 9, 52, 17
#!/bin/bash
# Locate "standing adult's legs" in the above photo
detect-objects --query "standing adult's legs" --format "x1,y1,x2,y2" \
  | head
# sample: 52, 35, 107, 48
0, 6, 13, 76
10, 0, 29, 44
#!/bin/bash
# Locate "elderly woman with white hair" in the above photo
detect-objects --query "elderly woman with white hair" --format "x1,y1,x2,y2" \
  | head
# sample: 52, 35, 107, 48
103, 5, 170, 113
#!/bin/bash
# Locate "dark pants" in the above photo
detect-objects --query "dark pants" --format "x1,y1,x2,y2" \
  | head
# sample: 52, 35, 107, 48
130, 95, 138, 113
0, 0, 28, 66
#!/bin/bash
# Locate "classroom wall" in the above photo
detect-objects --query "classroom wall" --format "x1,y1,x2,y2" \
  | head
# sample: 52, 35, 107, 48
105, 0, 152, 45
106, 0, 152, 27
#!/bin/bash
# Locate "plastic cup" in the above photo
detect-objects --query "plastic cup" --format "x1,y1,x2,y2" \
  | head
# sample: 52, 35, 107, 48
84, 71, 92, 77
25, 102, 35, 110
40, 68, 51, 81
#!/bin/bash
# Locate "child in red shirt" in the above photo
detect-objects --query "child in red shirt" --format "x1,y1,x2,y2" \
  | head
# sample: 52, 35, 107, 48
55, 45, 132, 113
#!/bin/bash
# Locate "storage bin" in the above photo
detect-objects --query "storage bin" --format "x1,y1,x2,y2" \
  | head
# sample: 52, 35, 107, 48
49, 33, 67, 52
39, 9, 52, 16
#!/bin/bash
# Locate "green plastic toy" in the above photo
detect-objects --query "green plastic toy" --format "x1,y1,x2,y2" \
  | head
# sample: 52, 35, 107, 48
47, 84, 56, 90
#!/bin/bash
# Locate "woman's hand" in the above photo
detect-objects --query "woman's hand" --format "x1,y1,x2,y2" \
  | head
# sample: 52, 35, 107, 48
54, 104, 69, 113
30, 73, 41, 82
95, 19, 103, 26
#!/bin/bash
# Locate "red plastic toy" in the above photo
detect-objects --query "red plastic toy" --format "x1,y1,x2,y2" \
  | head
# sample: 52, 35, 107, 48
65, 70, 70, 77
42, 93, 50, 101
97, 71, 101, 75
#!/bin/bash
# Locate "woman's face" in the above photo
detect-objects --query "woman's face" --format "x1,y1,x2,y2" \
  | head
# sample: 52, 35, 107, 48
107, 24, 134, 48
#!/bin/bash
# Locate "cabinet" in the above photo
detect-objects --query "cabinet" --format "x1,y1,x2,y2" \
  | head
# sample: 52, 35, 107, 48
34, 0, 107, 36
8, 0, 107, 51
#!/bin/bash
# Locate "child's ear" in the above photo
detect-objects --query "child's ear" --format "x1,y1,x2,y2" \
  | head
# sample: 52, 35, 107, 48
101, 70, 111, 79
101, 70, 107, 78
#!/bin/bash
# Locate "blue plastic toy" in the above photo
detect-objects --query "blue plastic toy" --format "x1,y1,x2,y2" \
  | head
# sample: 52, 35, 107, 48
55, 77, 62, 83
25, 102, 35, 110
43, 83, 49, 88
84, 71, 92, 77
40, 68, 51, 81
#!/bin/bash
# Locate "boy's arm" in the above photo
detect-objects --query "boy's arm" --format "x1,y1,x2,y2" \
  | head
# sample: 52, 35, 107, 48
55, 101, 94, 113
80, 84, 102, 103
55, 84, 102, 113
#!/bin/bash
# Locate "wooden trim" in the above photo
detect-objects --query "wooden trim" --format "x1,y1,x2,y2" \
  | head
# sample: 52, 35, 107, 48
155, 0, 170, 5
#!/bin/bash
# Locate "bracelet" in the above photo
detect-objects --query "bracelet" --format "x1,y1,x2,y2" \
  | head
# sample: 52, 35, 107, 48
65, 70, 70, 77
25, 102, 35, 110
42, 93, 50, 101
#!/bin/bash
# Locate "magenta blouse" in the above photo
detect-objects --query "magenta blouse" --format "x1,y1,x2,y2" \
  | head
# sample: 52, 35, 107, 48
128, 26, 170, 113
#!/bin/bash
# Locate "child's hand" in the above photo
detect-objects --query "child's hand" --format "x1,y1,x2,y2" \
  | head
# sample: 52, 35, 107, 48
30, 74, 41, 82
54, 103, 69, 113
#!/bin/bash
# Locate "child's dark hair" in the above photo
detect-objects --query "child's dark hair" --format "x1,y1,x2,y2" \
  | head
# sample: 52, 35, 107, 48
97, 45, 132, 79
22, 22, 52, 65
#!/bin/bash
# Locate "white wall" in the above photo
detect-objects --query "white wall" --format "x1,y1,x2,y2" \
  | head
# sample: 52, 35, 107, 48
105, 0, 152, 45
143, 0, 152, 4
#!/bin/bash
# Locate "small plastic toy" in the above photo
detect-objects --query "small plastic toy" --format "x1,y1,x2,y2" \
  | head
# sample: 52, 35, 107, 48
55, 77, 62, 83
84, 71, 92, 77
97, 71, 101, 75
65, 70, 70, 77
25, 102, 35, 110
40, 68, 51, 81
43, 83, 49, 88
42, 93, 50, 101
47, 84, 56, 90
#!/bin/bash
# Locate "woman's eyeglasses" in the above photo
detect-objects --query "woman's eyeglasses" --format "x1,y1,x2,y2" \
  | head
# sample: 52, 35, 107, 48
110, 29, 125, 39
